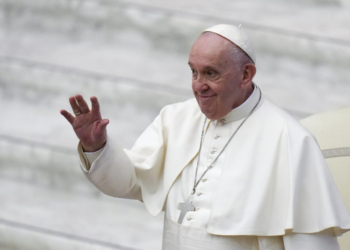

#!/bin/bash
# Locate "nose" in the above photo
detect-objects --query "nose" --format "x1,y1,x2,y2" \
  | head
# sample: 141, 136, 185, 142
192, 75, 209, 93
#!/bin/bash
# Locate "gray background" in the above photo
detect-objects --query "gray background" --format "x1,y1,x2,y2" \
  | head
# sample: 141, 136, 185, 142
0, 0, 350, 249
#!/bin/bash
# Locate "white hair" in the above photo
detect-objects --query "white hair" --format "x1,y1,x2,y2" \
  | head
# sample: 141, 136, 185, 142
229, 43, 255, 71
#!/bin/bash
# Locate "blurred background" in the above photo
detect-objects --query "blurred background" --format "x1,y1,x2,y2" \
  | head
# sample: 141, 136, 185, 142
0, 0, 350, 249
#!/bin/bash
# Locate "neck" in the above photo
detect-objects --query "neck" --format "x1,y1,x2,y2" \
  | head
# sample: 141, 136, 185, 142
233, 84, 254, 110
217, 84, 260, 123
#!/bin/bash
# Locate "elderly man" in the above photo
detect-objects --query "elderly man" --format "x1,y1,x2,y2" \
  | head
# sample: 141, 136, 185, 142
61, 24, 350, 249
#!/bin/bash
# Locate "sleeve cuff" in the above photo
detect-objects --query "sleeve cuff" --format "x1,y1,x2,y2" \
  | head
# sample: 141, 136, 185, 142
77, 141, 105, 171
84, 147, 104, 165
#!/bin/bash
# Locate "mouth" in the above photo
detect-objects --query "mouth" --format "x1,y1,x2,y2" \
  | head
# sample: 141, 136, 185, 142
198, 94, 216, 100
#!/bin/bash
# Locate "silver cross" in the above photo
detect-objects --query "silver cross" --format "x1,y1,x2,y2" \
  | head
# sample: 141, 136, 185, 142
177, 196, 195, 224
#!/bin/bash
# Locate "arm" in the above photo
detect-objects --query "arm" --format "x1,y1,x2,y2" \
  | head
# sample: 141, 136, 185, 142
78, 138, 142, 200
61, 95, 141, 200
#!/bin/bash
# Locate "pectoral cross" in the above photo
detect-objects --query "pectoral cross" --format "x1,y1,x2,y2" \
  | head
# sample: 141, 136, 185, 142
177, 196, 195, 224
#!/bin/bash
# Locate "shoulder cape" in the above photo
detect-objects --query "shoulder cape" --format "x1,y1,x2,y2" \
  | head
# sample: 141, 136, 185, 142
119, 97, 350, 236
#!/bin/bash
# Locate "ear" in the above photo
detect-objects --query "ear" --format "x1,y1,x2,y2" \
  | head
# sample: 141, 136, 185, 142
240, 63, 256, 89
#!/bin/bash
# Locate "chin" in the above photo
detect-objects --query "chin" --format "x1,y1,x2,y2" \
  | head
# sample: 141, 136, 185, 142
206, 114, 220, 120
198, 103, 220, 120
201, 110, 217, 120
203, 109, 228, 121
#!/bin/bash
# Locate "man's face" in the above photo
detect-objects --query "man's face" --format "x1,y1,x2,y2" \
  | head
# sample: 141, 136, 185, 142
189, 33, 246, 120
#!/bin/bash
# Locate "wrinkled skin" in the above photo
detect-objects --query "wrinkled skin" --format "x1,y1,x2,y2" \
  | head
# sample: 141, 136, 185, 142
189, 32, 256, 120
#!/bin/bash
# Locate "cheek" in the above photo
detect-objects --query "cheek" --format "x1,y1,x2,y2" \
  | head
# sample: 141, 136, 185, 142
218, 86, 236, 104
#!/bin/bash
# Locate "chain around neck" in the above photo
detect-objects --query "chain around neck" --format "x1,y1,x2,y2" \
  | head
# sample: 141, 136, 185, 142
192, 87, 262, 195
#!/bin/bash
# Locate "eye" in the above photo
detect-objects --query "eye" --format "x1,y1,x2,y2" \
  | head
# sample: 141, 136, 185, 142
207, 70, 217, 77
190, 69, 197, 77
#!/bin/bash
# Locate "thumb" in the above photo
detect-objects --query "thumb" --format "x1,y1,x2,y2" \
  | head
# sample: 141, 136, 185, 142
97, 119, 109, 134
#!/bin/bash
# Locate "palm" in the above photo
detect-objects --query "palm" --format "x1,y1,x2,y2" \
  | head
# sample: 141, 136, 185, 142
73, 112, 102, 141
60, 95, 109, 152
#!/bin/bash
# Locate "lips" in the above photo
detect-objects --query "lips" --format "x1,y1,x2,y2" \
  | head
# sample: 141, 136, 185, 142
198, 94, 216, 103
199, 94, 216, 98
199, 94, 215, 98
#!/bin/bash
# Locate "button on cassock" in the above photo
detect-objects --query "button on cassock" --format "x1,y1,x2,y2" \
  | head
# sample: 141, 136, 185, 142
218, 119, 225, 125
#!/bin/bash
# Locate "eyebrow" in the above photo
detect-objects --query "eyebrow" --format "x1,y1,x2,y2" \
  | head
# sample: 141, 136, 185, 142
188, 62, 216, 68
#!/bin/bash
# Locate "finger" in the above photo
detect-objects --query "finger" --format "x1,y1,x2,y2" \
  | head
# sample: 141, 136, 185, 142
60, 110, 75, 125
75, 94, 90, 114
97, 119, 109, 134
69, 96, 82, 116
90, 96, 101, 117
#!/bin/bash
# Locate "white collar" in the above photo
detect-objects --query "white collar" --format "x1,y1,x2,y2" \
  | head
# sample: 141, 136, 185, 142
217, 84, 260, 124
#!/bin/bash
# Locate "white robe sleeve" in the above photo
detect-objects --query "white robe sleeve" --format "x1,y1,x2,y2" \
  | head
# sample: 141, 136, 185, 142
76, 100, 179, 215
78, 138, 142, 201
283, 230, 340, 250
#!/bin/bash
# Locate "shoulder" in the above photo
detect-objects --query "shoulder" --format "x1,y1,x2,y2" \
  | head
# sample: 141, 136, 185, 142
155, 98, 205, 138
252, 96, 318, 153
159, 98, 201, 120
259, 96, 313, 138
161, 98, 198, 112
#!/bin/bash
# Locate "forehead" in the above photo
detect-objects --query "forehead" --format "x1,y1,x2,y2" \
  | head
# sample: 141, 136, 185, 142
189, 32, 233, 68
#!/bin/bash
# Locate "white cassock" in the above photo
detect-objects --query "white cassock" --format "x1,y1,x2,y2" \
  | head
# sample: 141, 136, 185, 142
79, 85, 350, 249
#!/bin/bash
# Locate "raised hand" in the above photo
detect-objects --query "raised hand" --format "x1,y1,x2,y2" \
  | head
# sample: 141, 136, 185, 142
60, 95, 109, 152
